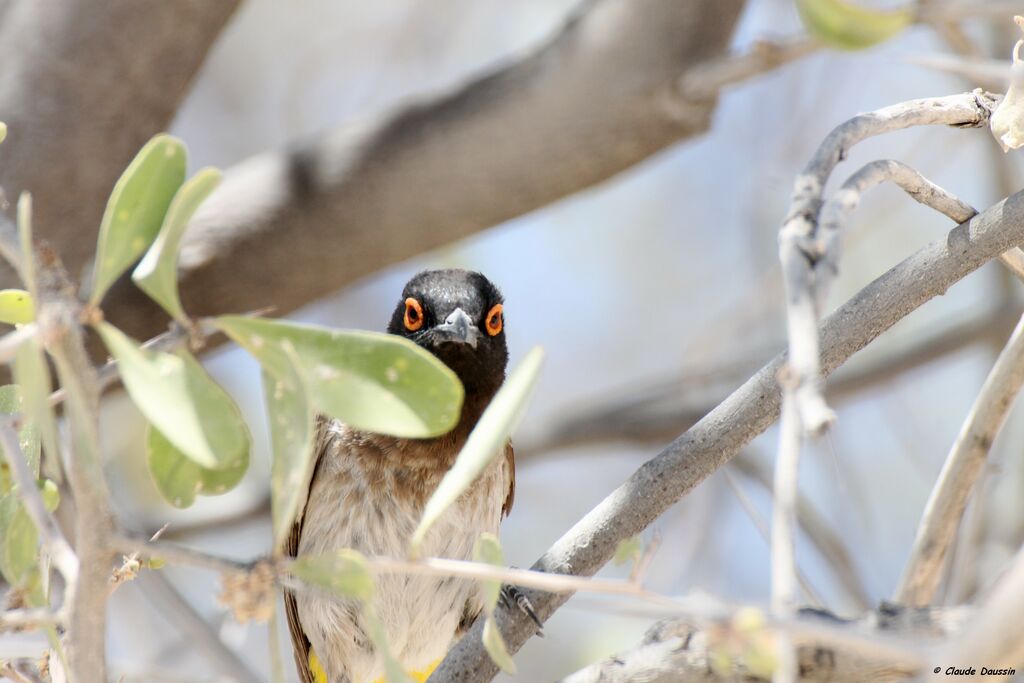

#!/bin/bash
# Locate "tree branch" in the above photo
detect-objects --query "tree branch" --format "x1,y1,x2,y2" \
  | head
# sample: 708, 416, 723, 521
95, 0, 751, 355
895, 311, 1024, 607
432, 185, 1024, 682
778, 92, 996, 434
560, 605, 967, 683
0, 0, 240, 285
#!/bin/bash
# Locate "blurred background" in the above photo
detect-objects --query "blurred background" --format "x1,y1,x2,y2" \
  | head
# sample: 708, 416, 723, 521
13, 0, 1024, 680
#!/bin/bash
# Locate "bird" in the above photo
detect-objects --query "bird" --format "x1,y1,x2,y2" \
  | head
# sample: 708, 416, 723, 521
285, 269, 517, 683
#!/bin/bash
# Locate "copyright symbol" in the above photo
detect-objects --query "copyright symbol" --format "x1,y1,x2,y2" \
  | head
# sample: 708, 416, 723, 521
934, 667, 941, 674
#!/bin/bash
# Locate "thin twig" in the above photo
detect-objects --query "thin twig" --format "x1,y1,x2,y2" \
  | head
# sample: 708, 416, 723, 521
0, 663, 37, 683
679, 36, 819, 99
722, 468, 823, 608
895, 311, 1024, 607
135, 572, 266, 683
0, 607, 63, 631
730, 454, 871, 610
819, 158, 1024, 283
772, 391, 801, 683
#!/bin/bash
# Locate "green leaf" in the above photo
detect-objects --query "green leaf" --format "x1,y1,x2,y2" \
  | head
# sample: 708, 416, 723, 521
410, 347, 544, 553
39, 479, 59, 512
0, 122, 6, 145
0, 385, 40, 478
146, 424, 248, 508
90, 134, 186, 304
290, 549, 375, 602
0, 493, 38, 586
216, 316, 463, 438
97, 322, 249, 470
613, 536, 642, 567
482, 617, 517, 674
263, 346, 317, 552
0, 289, 34, 325
13, 336, 61, 483
472, 533, 504, 613
796, 0, 912, 51
132, 168, 221, 323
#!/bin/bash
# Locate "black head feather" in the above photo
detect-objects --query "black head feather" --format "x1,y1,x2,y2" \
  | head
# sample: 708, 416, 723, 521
387, 269, 508, 396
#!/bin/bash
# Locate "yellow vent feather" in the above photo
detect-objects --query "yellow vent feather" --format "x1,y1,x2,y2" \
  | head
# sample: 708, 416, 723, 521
309, 649, 440, 683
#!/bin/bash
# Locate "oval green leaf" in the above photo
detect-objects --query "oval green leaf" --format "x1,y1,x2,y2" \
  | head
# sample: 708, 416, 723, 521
410, 347, 544, 553
290, 549, 375, 602
0, 289, 34, 325
796, 0, 912, 51
0, 492, 38, 586
13, 337, 61, 483
97, 322, 249, 470
132, 168, 222, 323
90, 134, 186, 304
0, 385, 40, 478
146, 424, 248, 508
216, 316, 463, 439
263, 345, 317, 552
472, 533, 505, 613
483, 617, 517, 674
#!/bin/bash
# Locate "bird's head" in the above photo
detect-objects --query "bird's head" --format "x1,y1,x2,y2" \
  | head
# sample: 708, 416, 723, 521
387, 269, 508, 397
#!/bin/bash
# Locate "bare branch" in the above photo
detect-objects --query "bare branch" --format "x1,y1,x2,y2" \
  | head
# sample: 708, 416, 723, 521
819, 159, 1024, 282
96, 0, 751, 356
433, 184, 1024, 682
895, 311, 1024, 607
779, 92, 996, 434
37, 272, 114, 681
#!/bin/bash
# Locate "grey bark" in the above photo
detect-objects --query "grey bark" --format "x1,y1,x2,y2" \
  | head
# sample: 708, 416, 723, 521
0, 0, 240, 281
96, 0, 747, 353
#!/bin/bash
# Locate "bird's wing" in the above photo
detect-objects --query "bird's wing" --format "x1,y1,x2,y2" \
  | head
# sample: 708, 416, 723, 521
502, 441, 515, 518
284, 416, 333, 683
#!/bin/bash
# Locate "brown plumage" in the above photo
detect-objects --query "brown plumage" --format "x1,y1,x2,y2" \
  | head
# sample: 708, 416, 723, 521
284, 270, 514, 683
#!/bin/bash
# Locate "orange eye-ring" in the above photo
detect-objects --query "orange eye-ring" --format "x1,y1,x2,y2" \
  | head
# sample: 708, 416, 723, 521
404, 297, 424, 331
485, 303, 503, 336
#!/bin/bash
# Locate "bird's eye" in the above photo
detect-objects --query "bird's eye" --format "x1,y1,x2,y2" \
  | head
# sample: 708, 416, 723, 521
485, 303, 503, 336
404, 297, 424, 331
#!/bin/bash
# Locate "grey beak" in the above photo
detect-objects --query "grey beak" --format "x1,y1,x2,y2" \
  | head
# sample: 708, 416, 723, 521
432, 308, 479, 348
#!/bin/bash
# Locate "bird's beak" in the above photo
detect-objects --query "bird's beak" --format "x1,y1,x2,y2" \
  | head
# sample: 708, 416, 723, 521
430, 308, 479, 348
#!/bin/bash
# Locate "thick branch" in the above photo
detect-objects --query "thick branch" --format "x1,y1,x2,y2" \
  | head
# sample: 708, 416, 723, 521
432, 188, 1024, 682
96, 0, 749, 353
561, 606, 966, 683
0, 0, 240, 281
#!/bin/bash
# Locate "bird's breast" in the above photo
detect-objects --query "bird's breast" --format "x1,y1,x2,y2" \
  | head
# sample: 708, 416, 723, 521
295, 421, 511, 681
